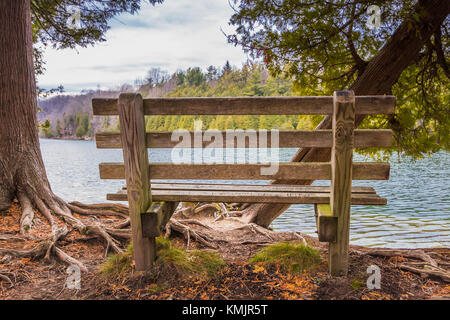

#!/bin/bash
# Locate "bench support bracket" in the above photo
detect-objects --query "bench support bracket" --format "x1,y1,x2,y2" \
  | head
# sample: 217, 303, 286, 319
314, 204, 338, 243
141, 202, 178, 238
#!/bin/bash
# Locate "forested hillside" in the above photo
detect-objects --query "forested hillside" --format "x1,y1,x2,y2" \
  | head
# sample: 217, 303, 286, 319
38, 62, 323, 139
146, 63, 323, 132
38, 89, 120, 139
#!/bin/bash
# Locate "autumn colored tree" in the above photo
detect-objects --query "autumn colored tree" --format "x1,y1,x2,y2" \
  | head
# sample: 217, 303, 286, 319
227, 0, 449, 227
0, 0, 162, 267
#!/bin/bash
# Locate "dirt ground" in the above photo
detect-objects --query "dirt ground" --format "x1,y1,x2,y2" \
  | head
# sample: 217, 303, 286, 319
0, 202, 448, 300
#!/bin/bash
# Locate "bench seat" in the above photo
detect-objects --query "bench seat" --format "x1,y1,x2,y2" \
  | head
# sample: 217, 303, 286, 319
107, 183, 387, 205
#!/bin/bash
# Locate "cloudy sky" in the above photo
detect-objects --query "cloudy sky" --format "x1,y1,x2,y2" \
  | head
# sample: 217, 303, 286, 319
37, 0, 248, 93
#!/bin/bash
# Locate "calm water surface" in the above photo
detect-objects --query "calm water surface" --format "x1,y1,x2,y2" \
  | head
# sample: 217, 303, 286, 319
40, 139, 449, 248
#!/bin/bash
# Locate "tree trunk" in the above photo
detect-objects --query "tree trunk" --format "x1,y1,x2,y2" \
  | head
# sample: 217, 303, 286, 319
243, 0, 450, 227
0, 2, 132, 266
0, 0, 52, 209
0, 0, 70, 236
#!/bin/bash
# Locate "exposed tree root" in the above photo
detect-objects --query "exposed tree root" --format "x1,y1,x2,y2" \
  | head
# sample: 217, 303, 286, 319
177, 219, 214, 230
163, 203, 308, 255
232, 223, 275, 241
365, 249, 450, 282
0, 185, 132, 273
399, 263, 450, 283
366, 249, 438, 266
68, 201, 128, 218
0, 272, 14, 288
5, 195, 291, 273
175, 202, 244, 221
4, 195, 273, 274
17, 192, 34, 234
166, 216, 308, 252
0, 234, 28, 242
104, 227, 131, 239
429, 252, 450, 262
54, 246, 88, 273
69, 201, 129, 214
165, 219, 219, 249
84, 224, 123, 256
0, 226, 89, 272
114, 218, 130, 229
194, 204, 218, 214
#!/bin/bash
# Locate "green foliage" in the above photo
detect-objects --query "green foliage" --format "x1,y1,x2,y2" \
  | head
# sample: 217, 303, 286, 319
38, 119, 51, 129
55, 120, 62, 137
102, 238, 225, 280
206, 65, 219, 81
222, 60, 232, 76
227, 1, 450, 158
144, 63, 318, 132
40, 122, 55, 138
75, 114, 90, 137
156, 238, 225, 279
31, 1, 163, 79
31, 1, 163, 49
174, 70, 186, 86
249, 242, 321, 273
228, 0, 406, 91
41, 111, 94, 139
185, 67, 206, 86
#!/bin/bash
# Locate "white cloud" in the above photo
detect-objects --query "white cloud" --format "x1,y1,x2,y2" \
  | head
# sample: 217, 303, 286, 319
37, 0, 247, 92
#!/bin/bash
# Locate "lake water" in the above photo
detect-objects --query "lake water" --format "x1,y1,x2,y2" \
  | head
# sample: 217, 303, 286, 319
40, 139, 449, 249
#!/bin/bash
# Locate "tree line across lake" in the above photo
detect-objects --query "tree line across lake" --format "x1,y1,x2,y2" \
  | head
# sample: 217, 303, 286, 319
39, 62, 323, 138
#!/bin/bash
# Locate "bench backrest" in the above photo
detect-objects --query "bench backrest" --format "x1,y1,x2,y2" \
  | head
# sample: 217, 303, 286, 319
93, 92, 394, 182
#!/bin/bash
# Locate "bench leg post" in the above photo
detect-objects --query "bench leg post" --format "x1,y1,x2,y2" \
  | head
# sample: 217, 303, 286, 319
329, 91, 355, 277
118, 93, 154, 272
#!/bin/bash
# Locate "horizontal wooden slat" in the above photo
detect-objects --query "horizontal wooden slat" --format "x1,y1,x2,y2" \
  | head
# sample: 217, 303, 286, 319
96, 129, 393, 149
354, 129, 393, 148
99, 162, 390, 180
143, 182, 377, 194
352, 162, 390, 180
107, 189, 387, 205
101, 163, 330, 180
93, 96, 395, 116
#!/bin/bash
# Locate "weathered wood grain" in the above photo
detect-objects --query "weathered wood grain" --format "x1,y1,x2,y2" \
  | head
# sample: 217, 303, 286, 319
329, 90, 355, 277
141, 202, 178, 238
107, 189, 387, 205
99, 162, 389, 180
95, 129, 393, 149
133, 182, 377, 194
92, 96, 395, 116
118, 93, 154, 271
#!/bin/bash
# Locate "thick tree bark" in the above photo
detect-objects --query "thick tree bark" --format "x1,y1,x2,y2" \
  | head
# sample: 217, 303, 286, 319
0, 2, 132, 268
243, 0, 450, 227
0, 0, 54, 213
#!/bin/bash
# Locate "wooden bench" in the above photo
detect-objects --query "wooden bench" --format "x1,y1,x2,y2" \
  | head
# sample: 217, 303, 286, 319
92, 91, 395, 276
